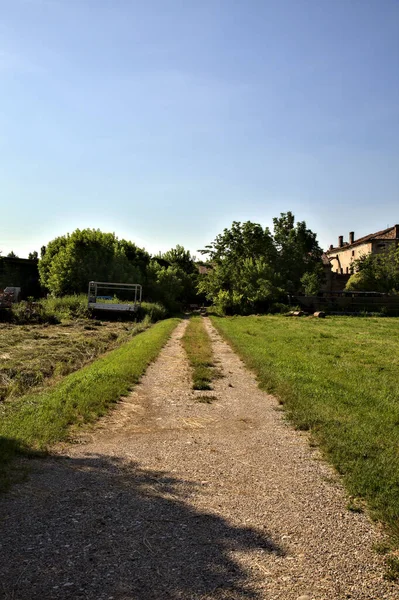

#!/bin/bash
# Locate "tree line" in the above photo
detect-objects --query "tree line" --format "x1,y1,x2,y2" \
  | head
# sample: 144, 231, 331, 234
30, 212, 323, 314
5, 211, 398, 314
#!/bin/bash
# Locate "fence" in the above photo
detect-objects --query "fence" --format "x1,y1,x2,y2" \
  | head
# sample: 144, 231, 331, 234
294, 293, 399, 316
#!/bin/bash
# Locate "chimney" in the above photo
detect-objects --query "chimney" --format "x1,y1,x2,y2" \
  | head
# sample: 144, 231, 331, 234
349, 231, 355, 244
329, 244, 333, 251
394, 225, 399, 239
338, 235, 344, 248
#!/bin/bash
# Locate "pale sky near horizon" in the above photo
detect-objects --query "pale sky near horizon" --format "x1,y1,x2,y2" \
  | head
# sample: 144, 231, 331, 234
1, 0, 398, 259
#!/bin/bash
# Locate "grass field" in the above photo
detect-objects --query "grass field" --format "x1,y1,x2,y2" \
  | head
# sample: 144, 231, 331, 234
0, 318, 179, 489
212, 315, 399, 546
0, 320, 149, 402
182, 316, 216, 390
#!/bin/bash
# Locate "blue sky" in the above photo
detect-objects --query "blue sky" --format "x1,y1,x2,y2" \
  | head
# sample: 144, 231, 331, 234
1, 0, 398, 258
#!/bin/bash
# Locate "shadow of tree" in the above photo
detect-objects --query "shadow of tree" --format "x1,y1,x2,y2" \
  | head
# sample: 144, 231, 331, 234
0, 452, 284, 599
0, 436, 46, 492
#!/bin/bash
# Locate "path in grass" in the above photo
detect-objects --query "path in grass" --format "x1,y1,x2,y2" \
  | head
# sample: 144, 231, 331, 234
0, 318, 396, 599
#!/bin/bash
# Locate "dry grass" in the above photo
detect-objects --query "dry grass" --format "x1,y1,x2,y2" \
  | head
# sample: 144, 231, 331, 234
0, 319, 149, 402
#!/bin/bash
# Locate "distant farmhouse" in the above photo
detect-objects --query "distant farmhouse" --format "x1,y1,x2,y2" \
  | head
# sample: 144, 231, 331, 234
325, 225, 399, 275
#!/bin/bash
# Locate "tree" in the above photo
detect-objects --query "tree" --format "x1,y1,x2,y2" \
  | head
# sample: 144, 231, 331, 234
162, 245, 197, 274
160, 245, 201, 305
28, 251, 38, 260
145, 261, 185, 312
6, 251, 18, 258
198, 213, 322, 313
273, 212, 322, 292
39, 229, 150, 296
345, 246, 399, 293
200, 221, 276, 266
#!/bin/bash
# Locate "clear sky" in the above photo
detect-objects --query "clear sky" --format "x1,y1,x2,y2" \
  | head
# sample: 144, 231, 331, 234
1, 0, 398, 258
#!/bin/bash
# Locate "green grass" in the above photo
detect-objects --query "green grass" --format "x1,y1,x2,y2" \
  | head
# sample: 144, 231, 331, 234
182, 316, 215, 390
0, 318, 179, 489
211, 315, 399, 543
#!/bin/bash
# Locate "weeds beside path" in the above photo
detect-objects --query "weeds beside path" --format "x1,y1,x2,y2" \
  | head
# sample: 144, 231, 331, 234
0, 317, 396, 599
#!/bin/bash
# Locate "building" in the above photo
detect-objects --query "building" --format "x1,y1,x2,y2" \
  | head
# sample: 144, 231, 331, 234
325, 225, 399, 275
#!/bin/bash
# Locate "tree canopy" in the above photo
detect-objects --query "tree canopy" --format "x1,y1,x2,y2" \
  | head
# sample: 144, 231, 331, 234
345, 246, 399, 293
39, 229, 150, 296
198, 212, 322, 313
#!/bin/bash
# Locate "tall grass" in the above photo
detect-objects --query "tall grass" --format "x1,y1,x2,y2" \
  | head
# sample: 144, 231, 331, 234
2, 296, 168, 325
212, 315, 399, 543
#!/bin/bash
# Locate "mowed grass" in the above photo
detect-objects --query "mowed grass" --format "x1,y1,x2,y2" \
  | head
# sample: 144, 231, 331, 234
212, 315, 399, 541
0, 318, 179, 489
0, 319, 150, 401
182, 316, 215, 390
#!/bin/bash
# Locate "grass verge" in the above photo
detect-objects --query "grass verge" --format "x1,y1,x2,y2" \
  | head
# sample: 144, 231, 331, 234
182, 317, 215, 390
0, 318, 179, 490
211, 315, 399, 547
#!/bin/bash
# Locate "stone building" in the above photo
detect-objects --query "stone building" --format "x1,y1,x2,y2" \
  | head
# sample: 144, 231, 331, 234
325, 225, 399, 275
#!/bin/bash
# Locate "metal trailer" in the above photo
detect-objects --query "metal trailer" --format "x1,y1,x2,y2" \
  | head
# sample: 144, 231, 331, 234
88, 281, 142, 312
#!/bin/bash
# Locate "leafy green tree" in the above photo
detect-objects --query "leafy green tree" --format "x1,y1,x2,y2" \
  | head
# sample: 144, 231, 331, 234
160, 245, 201, 305
200, 221, 276, 266
28, 251, 38, 260
145, 261, 185, 312
39, 229, 149, 296
300, 270, 322, 296
345, 246, 399, 293
162, 245, 197, 274
273, 212, 322, 292
199, 213, 322, 313
6, 251, 18, 258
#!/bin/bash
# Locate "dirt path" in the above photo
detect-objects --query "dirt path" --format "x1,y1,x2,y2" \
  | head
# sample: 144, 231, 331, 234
0, 318, 396, 600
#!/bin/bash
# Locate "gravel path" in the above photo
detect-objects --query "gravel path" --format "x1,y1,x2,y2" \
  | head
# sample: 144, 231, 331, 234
0, 317, 396, 600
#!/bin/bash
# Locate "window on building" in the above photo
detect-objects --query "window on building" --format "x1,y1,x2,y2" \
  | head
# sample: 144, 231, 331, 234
352, 250, 355, 257
346, 267, 349, 274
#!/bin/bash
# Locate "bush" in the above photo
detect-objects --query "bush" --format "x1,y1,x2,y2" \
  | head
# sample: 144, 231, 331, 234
136, 302, 168, 322
41, 295, 89, 320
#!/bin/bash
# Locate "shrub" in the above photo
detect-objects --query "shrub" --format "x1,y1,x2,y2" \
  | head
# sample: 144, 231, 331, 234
137, 302, 168, 322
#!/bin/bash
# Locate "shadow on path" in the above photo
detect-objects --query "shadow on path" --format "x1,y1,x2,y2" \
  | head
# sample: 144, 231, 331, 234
1, 453, 284, 600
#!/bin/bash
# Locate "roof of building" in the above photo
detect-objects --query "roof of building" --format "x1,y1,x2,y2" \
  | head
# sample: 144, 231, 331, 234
326, 225, 399, 253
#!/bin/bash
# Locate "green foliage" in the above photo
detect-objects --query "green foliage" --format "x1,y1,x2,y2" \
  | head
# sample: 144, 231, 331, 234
301, 270, 321, 296
161, 245, 197, 274
136, 301, 168, 322
199, 212, 322, 314
146, 261, 185, 312
346, 246, 399, 293
3, 295, 89, 324
212, 315, 399, 540
39, 229, 150, 296
146, 250, 201, 311
273, 212, 322, 290
41, 294, 90, 320
0, 318, 179, 485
